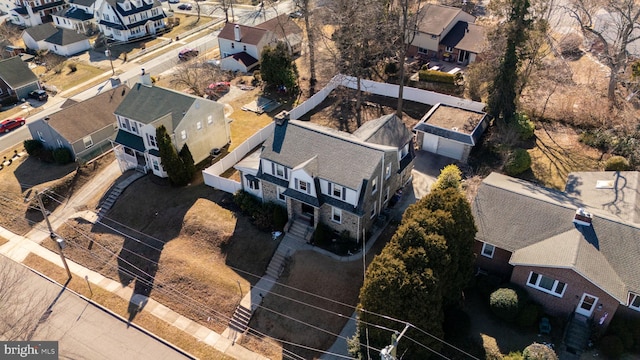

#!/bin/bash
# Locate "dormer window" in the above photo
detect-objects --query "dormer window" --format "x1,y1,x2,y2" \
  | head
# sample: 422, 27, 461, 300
273, 163, 287, 180
296, 179, 309, 194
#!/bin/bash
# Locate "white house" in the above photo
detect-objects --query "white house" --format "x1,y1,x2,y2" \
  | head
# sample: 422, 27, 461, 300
45, 28, 91, 56
9, 0, 67, 27
22, 23, 58, 51
52, 0, 101, 35
97, 0, 167, 42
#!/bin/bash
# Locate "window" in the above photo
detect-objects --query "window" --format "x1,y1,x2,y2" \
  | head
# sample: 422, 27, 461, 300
83, 136, 93, 148
196, 121, 202, 130
273, 163, 287, 179
370, 202, 376, 218
297, 180, 308, 193
385, 164, 391, 179
332, 207, 342, 223
371, 177, 378, 194
630, 293, 640, 311
151, 8, 158, 15
445, 46, 454, 52
417, 47, 428, 54
277, 187, 286, 202
180, 130, 187, 140
147, 134, 156, 147
130, 122, 137, 133
481, 243, 495, 258
140, 12, 147, 19
152, 159, 159, 171
207, 115, 213, 124
55, 17, 59, 24
384, 187, 389, 203
527, 272, 566, 297
430, 34, 437, 39
103, 14, 110, 21
124, 147, 135, 156
400, 144, 409, 159
120, 117, 130, 131
247, 178, 260, 190
332, 184, 342, 199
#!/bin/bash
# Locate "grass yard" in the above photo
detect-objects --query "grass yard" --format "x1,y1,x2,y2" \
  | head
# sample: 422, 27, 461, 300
22, 254, 234, 360
38, 62, 107, 93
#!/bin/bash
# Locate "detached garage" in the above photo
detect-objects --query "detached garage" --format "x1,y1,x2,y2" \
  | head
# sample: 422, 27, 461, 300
413, 103, 489, 162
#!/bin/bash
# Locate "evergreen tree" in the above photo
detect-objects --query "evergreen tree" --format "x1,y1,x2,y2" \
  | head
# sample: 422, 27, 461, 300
487, 0, 532, 124
260, 42, 298, 93
179, 144, 196, 183
156, 125, 186, 186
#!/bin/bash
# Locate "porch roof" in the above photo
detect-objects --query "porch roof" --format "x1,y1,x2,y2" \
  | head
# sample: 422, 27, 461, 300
283, 188, 320, 207
114, 130, 145, 152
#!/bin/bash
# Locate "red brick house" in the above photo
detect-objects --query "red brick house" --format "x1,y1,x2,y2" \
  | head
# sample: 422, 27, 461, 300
472, 172, 640, 350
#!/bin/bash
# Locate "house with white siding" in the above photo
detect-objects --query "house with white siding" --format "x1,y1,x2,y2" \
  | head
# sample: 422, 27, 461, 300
97, 0, 166, 42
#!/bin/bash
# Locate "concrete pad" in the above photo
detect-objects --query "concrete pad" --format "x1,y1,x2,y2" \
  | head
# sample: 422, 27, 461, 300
193, 325, 211, 339
411, 151, 458, 199
150, 303, 171, 318
172, 315, 192, 331
203, 331, 221, 346
162, 310, 180, 324
212, 336, 233, 353
184, 321, 201, 335
103, 279, 123, 292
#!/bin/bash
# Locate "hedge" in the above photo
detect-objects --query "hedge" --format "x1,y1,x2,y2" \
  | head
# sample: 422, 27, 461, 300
418, 70, 456, 84
490, 287, 527, 322
505, 148, 532, 176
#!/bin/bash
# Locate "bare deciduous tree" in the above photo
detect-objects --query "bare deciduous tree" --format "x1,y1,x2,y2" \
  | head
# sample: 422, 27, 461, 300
0, 257, 53, 341
170, 61, 232, 97
568, 0, 640, 105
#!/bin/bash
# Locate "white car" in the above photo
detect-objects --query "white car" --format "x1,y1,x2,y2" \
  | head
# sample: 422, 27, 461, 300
168, 0, 179, 3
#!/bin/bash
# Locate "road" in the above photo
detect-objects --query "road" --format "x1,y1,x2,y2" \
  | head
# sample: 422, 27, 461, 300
0, 0, 294, 153
0, 255, 192, 360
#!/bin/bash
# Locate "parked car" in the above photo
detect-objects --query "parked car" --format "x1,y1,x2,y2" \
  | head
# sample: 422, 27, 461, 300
168, 0, 179, 3
205, 82, 230, 96
177, 3, 192, 10
0, 117, 25, 133
178, 48, 199, 61
289, 10, 303, 18
28, 89, 48, 101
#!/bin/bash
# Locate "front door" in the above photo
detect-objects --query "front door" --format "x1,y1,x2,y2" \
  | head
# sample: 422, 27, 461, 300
301, 203, 314, 224
576, 293, 599, 317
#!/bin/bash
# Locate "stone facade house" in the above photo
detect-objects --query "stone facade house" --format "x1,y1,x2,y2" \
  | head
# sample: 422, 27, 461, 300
237, 114, 414, 242
473, 171, 640, 352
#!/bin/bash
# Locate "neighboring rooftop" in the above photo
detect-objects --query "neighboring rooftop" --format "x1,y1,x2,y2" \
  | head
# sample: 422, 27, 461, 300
440, 21, 486, 54
421, 103, 485, 134
417, 4, 472, 35
23, 23, 58, 41
45, 28, 89, 46
219, 22, 268, 45
0, 56, 38, 89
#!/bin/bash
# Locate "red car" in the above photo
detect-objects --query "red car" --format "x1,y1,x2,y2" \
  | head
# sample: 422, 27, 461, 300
0, 117, 26, 133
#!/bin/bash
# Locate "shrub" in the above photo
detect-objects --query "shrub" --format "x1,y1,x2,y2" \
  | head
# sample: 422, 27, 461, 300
418, 70, 456, 84
604, 156, 631, 171
504, 148, 532, 176
489, 287, 526, 322
559, 33, 583, 58
233, 190, 260, 216
523, 343, 558, 360
503, 352, 524, 360
24, 139, 44, 156
600, 335, 624, 359
513, 112, 535, 140
517, 303, 542, 328
52, 147, 72, 164
67, 62, 78, 72
313, 222, 333, 245
384, 62, 398, 74
432, 164, 462, 191
39, 149, 54, 163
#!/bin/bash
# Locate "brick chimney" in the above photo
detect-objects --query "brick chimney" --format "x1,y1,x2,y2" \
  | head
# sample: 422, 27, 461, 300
573, 208, 593, 226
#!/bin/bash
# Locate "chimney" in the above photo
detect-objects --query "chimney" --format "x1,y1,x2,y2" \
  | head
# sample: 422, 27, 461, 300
234, 24, 241, 42
274, 110, 289, 125
573, 208, 593, 226
139, 68, 152, 87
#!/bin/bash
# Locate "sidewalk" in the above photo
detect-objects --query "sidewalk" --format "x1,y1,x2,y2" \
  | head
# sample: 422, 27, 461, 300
0, 159, 268, 360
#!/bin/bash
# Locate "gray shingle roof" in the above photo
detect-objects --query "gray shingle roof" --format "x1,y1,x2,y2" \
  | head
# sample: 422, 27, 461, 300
440, 21, 486, 54
260, 120, 389, 190
105, 0, 162, 16
45, 28, 89, 46
417, 4, 471, 35
55, 6, 94, 21
70, 0, 96, 7
23, 23, 58, 42
0, 56, 39, 89
474, 172, 640, 299
115, 83, 207, 128
353, 114, 413, 148
45, 85, 129, 142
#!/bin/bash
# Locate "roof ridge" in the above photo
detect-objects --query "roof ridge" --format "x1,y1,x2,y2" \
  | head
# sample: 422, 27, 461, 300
289, 120, 396, 152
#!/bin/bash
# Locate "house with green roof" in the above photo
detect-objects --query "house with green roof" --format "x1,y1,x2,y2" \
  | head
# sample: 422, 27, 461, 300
237, 113, 414, 243
0, 56, 41, 105
111, 75, 230, 178
473, 171, 640, 354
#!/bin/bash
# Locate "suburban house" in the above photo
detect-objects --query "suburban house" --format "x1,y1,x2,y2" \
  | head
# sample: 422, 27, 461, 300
22, 22, 91, 56
408, 3, 486, 64
27, 85, 128, 162
473, 171, 640, 344
97, 0, 167, 43
52, 0, 101, 35
22, 23, 58, 51
217, 14, 302, 72
0, 56, 41, 104
236, 113, 414, 242
111, 74, 230, 177
413, 102, 489, 162
9, 0, 67, 27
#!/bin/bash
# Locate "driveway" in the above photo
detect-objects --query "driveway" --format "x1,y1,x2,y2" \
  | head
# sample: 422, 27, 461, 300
411, 150, 459, 199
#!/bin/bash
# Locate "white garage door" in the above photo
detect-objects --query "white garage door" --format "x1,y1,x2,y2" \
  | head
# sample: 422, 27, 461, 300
421, 133, 439, 153
436, 138, 465, 160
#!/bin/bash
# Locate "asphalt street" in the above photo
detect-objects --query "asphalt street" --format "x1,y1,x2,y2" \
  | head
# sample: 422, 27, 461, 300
0, 254, 192, 360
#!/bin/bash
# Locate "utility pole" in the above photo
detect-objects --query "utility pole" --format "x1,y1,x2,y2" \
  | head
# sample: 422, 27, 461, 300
36, 190, 72, 281
104, 38, 115, 76
380, 323, 410, 360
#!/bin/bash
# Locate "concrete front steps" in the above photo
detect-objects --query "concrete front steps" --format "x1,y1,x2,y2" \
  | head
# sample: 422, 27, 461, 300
228, 305, 252, 333
563, 314, 591, 357
287, 218, 313, 243
97, 171, 145, 219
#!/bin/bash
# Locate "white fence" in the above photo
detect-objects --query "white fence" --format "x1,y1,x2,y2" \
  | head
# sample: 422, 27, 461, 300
203, 122, 275, 193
